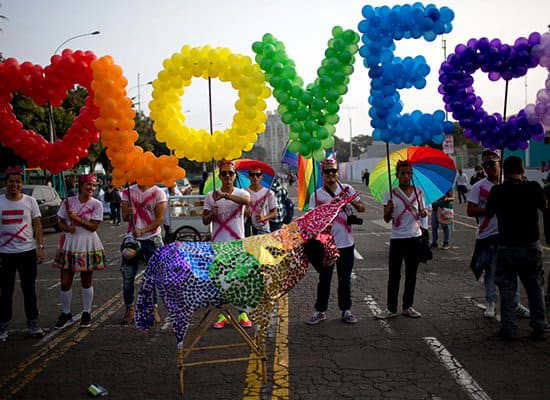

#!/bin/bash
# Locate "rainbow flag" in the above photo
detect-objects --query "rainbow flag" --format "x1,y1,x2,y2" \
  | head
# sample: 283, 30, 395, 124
297, 155, 322, 211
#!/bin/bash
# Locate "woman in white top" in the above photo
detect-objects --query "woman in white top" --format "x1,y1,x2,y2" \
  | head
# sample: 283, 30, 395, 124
53, 174, 106, 330
0, 166, 45, 341
377, 160, 427, 320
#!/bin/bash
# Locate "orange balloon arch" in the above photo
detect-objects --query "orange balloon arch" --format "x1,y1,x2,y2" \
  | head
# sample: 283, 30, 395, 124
91, 56, 185, 187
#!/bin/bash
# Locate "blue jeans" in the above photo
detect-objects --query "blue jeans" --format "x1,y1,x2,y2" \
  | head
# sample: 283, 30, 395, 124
431, 208, 451, 244
495, 243, 547, 333
475, 236, 520, 304
121, 235, 163, 306
315, 245, 355, 312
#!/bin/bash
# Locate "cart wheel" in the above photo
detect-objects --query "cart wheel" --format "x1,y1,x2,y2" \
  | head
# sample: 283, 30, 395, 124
172, 226, 202, 242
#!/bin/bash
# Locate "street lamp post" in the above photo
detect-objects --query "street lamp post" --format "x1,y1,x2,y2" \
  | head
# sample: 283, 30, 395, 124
128, 76, 153, 112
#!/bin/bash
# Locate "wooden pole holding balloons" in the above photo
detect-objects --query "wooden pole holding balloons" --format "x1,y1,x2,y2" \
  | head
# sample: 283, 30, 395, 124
208, 77, 217, 194
500, 80, 509, 183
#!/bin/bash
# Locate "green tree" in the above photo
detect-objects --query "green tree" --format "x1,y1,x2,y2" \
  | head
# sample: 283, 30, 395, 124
352, 134, 373, 155
242, 144, 267, 161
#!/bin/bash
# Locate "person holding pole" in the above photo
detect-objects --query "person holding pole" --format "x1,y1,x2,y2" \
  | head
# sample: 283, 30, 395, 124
203, 160, 252, 329
245, 166, 277, 235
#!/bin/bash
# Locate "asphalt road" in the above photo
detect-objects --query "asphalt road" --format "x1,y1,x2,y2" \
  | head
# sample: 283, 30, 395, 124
0, 182, 549, 400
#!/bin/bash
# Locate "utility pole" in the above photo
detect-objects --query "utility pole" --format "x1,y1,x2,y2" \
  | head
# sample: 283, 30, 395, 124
137, 73, 142, 114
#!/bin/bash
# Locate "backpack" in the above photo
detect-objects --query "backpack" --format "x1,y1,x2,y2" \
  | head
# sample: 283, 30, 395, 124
282, 197, 294, 224
437, 207, 454, 225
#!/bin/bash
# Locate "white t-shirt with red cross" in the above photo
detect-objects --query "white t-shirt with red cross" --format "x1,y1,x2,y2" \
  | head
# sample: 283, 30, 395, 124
246, 187, 276, 231
58, 196, 103, 226
467, 178, 498, 240
204, 188, 250, 242
309, 184, 359, 248
122, 185, 167, 240
383, 187, 425, 239
0, 194, 41, 253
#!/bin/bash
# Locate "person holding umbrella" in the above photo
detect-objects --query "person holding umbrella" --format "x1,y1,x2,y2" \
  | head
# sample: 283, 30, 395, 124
245, 166, 277, 235
376, 160, 427, 319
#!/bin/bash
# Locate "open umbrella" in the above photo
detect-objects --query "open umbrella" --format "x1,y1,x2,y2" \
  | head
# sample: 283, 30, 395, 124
203, 159, 275, 194
369, 147, 457, 205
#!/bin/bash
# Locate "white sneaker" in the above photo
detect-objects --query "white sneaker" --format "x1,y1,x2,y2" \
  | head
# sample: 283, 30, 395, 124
516, 304, 530, 319
375, 309, 398, 319
402, 307, 422, 318
484, 302, 496, 318
0, 329, 7, 342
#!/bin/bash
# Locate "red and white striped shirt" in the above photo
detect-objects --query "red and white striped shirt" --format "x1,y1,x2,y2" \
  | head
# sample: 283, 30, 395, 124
0, 194, 41, 253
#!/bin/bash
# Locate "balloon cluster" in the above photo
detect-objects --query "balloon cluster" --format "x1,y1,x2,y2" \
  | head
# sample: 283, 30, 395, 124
358, 4, 455, 145
91, 56, 186, 187
439, 33, 545, 150
0, 50, 100, 173
149, 46, 270, 162
525, 32, 550, 129
252, 27, 360, 161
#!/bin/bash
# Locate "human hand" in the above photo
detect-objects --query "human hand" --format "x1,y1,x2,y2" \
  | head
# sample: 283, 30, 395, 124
68, 226, 76, 234
127, 205, 135, 217
37, 247, 44, 264
67, 211, 78, 221
419, 209, 427, 218
255, 214, 264, 223
212, 190, 225, 201
132, 228, 144, 238
385, 200, 394, 213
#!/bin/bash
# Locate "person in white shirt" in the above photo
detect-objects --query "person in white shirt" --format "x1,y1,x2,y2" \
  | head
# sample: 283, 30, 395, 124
162, 184, 183, 243
455, 169, 469, 204
203, 160, 252, 329
0, 166, 45, 341
467, 150, 529, 319
120, 183, 167, 325
53, 174, 107, 330
245, 166, 277, 235
306, 158, 365, 325
376, 160, 427, 319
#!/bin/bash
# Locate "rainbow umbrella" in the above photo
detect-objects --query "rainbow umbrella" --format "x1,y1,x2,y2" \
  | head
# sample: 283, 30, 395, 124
203, 159, 275, 194
369, 147, 457, 205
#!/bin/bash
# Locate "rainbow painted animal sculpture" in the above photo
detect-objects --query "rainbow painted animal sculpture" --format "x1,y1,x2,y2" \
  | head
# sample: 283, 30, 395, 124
135, 193, 357, 347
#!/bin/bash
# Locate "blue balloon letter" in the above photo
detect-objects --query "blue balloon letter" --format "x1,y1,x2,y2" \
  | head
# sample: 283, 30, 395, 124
358, 3, 455, 145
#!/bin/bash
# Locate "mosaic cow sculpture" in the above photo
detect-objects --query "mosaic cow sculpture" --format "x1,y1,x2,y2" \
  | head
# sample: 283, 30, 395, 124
135, 193, 357, 348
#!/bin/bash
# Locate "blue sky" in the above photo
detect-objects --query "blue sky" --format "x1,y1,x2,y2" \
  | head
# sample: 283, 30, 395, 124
1, 0, 548, 141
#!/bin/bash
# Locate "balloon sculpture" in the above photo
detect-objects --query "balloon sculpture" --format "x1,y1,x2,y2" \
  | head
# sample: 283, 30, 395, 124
0, 50, 100, 173
439, 33, 546, 150
149, 46, 271, 162
252, 27, 360, 161
91, 56, 186, 187
357, 4, 455, 145
525, 32, 550, 131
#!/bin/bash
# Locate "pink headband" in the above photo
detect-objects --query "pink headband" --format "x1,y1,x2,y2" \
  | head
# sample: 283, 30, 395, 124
218, 160, 236, 170
78, 174, 97, 184
5, 166, 24, 177
320, 158, 337, 169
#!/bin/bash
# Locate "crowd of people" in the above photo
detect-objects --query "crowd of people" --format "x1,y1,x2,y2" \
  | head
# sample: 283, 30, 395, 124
0, 152, 548, 342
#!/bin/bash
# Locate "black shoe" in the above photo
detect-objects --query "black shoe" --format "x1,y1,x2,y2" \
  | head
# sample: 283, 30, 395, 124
54, 313, 73, 330
497, 329, 516, 341
531, 329, 546, 341
80, 312, 91, 328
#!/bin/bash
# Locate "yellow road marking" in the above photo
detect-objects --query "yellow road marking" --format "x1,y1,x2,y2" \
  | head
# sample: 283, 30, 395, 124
243, 295, 290, 400
271, 295, 289, 400
5, 293, 124, 398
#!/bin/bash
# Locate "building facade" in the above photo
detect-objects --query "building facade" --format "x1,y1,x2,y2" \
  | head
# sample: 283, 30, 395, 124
255, 111, 289, 170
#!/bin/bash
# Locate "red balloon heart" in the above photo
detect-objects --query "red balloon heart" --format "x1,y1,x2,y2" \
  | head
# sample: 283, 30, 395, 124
0, 49, 100, 174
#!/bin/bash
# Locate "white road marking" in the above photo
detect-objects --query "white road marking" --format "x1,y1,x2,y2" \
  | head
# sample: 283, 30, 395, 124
424, 337, 492, 400
355, 267, 386, 272
353, 249, 364, 260
44, 259, 54, 264
364, 295, 394, 334
47, 282, 61, 290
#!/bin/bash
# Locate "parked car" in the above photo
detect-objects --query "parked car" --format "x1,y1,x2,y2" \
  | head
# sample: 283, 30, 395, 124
0, 185, 62, 231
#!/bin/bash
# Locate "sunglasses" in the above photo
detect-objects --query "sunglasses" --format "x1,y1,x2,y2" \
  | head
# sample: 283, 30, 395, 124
322, 169, 338, 175
249, 172, 262, 178
220, 170, 235, 177
482, 160, 498, 168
